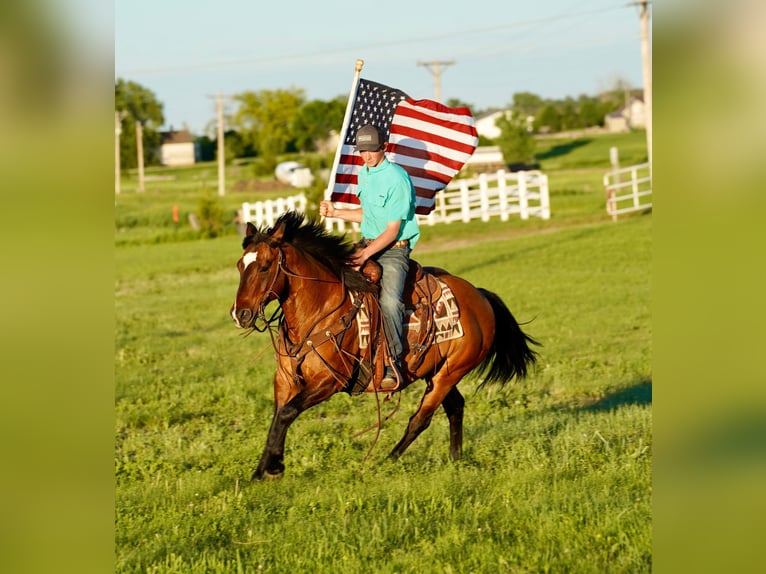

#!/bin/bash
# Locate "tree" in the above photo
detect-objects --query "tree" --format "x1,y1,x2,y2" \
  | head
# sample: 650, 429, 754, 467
290, 97, 345, 153
232, 88, 306, 158
578, 98, 604, 127
194, 135, 215, 162
559, 98, 581, 131
495, 112, 536, 167
221, 129, 253, 162
510, 92, 544, 118
115, 79, 164, 169
535, 104, 561, 133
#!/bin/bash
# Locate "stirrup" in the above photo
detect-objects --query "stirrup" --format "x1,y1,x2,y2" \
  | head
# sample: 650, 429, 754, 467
379, 365, 400, 391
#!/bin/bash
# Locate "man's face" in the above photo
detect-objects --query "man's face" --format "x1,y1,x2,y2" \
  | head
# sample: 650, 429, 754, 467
359, 146, 386, 168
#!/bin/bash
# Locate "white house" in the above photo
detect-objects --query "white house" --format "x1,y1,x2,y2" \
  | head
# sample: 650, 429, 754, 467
474, 110, 511, 140
605, 96, 646, 132
159, 129, 196, 166
474, 109, 535, 139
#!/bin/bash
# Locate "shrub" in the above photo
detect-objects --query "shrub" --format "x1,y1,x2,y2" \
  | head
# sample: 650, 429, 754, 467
195, 194, 228, 238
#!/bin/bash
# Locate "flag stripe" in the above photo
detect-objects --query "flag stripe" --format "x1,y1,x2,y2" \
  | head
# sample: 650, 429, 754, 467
389, 121, 478, 156
394, 100, 479, 142
330, 77, 478, 215
388, 142, 470, 175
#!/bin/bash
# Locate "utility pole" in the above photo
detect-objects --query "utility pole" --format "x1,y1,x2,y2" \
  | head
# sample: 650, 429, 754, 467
417, 60, 456, 103
136, 121, 145, 192
214, 91, 226, 196
638, 0, 652, 165
114, 111, 127, 195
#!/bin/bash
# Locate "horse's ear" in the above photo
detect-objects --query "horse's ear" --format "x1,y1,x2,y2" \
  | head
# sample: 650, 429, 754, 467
270, 221, 286, 243
245, 222, 257, 237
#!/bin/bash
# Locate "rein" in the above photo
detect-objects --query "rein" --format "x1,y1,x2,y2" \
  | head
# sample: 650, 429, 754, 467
246, 246, 340, 333
252, 244, 366, 391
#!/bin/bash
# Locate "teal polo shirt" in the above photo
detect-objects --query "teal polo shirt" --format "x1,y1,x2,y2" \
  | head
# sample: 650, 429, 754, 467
356, 158, 420, 249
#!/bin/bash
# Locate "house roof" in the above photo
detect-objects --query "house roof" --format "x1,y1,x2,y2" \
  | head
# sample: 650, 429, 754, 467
161, 129, 194, 145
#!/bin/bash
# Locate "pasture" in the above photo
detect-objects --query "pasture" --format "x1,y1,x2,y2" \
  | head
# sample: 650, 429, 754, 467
115, 131, 651, 572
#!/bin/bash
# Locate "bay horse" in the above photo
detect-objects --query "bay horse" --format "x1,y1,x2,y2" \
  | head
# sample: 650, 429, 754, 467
230, 211, 539, 480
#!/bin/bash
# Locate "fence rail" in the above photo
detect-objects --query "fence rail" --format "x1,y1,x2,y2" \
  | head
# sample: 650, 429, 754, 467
603, 162, 652, 221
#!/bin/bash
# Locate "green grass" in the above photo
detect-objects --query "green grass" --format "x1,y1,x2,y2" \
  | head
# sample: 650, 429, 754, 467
116, 130, 651, 572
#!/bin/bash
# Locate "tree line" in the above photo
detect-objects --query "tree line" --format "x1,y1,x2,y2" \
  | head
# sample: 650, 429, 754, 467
115, 78, 635, 171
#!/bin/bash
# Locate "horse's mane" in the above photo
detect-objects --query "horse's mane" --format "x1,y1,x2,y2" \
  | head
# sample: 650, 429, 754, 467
243, 211, 376, 293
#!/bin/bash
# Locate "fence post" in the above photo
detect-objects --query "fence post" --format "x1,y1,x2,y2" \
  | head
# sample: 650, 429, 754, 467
242, 202, 252, 225
460, 180, 471, 223
435, 188, 444, 224
632, 167, 640, 209
539, 173, 551, 220
604, 172, 617, 221
497, 170, 509, 221
478, 173, 490, 221
255, 202, 265, 227
265, 199, 276, 227
518, 171, 529, 220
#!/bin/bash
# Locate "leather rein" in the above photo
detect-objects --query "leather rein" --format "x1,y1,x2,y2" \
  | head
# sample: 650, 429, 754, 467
248, 243, 367, 390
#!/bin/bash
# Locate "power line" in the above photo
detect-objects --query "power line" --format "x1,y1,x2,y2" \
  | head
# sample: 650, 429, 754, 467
120, 5, 627, 76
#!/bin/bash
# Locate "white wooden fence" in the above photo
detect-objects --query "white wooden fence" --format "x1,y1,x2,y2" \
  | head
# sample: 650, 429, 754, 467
324, 170, 550, 233
419, 170, 550, 226
240, 194, 307, 228
240, 170, 550, 232
603, 162, 652, 221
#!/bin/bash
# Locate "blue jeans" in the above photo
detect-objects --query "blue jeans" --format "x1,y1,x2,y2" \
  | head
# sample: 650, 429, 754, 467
372, 245, 410, 365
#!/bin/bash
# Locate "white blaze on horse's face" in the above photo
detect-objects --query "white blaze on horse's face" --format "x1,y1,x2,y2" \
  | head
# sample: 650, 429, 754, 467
231, 250, 259, 327
242, 251, 258, 271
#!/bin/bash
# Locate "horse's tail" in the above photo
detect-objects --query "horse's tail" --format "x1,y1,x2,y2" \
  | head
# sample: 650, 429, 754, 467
476, 288, 540, 387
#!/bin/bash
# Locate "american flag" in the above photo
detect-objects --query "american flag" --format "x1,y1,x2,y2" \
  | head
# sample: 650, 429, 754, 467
330, 79, 479, 215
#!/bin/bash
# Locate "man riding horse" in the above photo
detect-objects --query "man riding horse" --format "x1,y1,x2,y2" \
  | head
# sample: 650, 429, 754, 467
320, 124, 420, 391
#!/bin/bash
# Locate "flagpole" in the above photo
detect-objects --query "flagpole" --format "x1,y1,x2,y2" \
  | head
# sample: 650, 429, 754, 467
324, 58, 364, 202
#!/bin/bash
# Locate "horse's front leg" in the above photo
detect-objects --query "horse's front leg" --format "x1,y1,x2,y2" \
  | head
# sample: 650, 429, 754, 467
253, 401, 301, 481
252, 368, 339, 481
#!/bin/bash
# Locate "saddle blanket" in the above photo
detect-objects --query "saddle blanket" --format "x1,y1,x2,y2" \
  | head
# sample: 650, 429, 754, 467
356, 278, 463, 349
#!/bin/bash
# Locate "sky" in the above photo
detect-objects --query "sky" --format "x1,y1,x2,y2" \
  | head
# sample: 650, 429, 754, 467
115, 0, 649, 135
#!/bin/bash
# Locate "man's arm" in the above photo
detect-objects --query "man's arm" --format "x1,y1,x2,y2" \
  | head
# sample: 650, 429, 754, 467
353, 220, 402, 268
319, 201, 363, 223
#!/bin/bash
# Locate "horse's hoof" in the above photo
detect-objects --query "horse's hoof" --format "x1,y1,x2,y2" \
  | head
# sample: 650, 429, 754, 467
251, 469, 284, 482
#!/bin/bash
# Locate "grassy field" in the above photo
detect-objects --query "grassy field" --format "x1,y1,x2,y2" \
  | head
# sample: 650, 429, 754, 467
115, 130, 651, 572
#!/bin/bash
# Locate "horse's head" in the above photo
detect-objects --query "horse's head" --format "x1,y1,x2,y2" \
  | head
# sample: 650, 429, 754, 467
230, 220, 288, 329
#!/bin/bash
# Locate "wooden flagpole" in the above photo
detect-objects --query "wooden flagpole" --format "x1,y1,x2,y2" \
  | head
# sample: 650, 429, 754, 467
324, 58, 364, 202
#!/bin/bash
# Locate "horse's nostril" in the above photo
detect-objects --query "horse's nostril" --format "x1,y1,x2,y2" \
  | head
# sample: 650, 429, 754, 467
237, 308, 253, 325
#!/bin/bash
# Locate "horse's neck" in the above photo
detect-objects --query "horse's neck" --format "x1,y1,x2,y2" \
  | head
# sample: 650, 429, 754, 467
280, 255, 348, 340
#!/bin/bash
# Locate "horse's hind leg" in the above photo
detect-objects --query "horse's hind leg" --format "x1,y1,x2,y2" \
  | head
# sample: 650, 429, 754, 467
441, 386, 465, 461
389, 380, 459, 460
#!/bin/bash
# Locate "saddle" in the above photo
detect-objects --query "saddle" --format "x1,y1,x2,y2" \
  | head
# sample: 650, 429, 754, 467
346, 259, 462, 395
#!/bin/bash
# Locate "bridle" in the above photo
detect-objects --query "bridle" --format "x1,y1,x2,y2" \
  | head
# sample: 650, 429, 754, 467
242, 241, 344, 333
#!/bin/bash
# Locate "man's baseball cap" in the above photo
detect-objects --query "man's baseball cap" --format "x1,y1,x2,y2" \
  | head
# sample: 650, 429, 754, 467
354, 125, 385, 151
